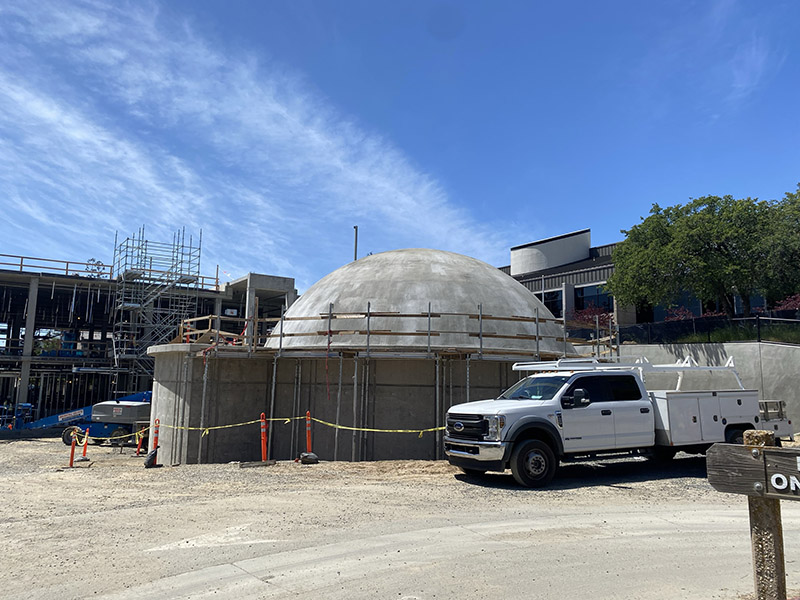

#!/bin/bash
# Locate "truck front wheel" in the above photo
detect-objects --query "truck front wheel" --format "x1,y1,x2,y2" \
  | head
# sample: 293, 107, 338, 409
510, 439, 557, 488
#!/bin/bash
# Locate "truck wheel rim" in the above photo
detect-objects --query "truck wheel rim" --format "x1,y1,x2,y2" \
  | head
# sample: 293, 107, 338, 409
525, 450, 547, 477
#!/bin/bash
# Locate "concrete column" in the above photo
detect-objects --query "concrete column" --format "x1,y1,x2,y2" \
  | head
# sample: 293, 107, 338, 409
244, 275, 256, 346
562, 282, 575, 320
614, 298, 637, 326
285, 288, 298, 309
16, 277, 39, 417
214, 297, 222, 345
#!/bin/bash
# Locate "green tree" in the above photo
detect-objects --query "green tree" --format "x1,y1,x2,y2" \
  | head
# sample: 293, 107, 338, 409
764, 184, 800, 303
607, 195, 775, 319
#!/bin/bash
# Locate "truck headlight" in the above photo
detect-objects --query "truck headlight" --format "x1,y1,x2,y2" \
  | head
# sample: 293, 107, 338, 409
485, 415, 506, 441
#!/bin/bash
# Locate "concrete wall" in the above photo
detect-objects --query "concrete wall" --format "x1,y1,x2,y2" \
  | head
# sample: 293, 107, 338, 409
150, 345, 524, 465
152, 341, 800, 465
616, 342, 800, 427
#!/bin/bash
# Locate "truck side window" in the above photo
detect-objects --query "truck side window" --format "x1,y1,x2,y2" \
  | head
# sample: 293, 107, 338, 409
566, 376, 610, 403
607, 375, 642, 401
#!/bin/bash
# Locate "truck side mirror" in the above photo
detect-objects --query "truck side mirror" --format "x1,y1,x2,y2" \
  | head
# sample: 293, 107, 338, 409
573, 389, 589, 406
561, 389, 590, 409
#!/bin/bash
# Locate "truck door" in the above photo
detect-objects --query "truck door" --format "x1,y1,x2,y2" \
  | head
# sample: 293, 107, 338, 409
605, 375, 655, 449
560, 375, 615, 452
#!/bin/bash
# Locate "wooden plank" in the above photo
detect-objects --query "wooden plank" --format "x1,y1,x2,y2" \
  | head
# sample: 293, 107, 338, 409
216, 329, 243, 338
284, 316, 328, 321
512, 314, 563, 323
707, 443, 800, 501
707, 443, 766, 496
359, 331, 430, 336
744, 430, 787, 600
764, 451, 800, 500
183, 315, 214, 324
469, 332, 541, 341
187, 328, 212, 335
367, 312, 437, 318
279, 311, 565, 324
469, 314, 563, 324
278, 332, 321, 337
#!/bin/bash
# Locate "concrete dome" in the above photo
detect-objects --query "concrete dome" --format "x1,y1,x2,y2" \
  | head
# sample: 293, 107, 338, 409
266, 248, 568, 357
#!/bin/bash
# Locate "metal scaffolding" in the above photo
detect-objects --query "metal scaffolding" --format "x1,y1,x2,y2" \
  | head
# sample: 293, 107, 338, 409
112, 227, 201, 392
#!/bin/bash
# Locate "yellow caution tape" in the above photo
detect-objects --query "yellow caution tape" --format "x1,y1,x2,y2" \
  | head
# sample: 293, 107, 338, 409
157, 420, 258, 437
74, 415, 443, 442
311, 417, 445, 438
76, 426, 152, 444
157, 417, 305, 437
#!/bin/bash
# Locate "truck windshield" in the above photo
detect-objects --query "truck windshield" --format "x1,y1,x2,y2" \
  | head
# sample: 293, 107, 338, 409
498, 375, 570, 400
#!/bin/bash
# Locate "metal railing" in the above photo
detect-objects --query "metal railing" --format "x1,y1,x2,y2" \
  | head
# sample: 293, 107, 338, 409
619, 315, 800, 345
0, 336, 113, 358
0, 254, 113, 278
0, 252, 221, 290
179, 306, 605, 358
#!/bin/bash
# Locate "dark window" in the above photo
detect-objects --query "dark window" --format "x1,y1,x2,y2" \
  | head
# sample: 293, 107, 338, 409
607, 375, 642, 400
574, 284, 613, 312
566, 375, 610, 403
566, 375, 642, 403
536, 290, 562, 318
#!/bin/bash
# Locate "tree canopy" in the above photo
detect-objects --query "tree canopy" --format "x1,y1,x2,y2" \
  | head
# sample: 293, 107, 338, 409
606, 187, 800, 318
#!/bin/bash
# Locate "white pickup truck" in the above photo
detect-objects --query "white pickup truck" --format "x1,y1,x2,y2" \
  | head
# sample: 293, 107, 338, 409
444, 357, 793, 488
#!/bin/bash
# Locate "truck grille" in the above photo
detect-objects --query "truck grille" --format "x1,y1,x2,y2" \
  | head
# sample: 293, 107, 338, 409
446, 413, 487, 441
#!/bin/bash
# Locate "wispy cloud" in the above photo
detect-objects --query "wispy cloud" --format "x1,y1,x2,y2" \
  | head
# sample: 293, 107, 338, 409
728, 35, 772, 102
0, 0, 505, 289
632, 0, 783, 122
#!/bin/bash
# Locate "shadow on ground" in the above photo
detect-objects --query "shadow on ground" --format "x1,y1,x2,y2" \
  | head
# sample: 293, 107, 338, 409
0, 430, 61, 441
454, 454, 708, 491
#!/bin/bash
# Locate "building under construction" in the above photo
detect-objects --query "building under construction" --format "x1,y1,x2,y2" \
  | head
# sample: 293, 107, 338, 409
0, 229, 296, 428
149, 248, 580, 465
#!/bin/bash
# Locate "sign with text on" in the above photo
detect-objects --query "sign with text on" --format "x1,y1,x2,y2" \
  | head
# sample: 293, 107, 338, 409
707, 444, 800, 500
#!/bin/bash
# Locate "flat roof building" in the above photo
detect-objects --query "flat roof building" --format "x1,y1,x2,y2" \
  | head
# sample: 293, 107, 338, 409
501, 229, 628, 324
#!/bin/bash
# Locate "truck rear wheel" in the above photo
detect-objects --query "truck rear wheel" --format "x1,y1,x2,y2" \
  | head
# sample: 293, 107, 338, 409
649, 447, 677, 461
510, 439, 557, 488
725, 428, 745, 445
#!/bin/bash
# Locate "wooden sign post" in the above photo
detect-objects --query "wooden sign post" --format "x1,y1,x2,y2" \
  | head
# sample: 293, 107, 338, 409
707, 430, 792, 600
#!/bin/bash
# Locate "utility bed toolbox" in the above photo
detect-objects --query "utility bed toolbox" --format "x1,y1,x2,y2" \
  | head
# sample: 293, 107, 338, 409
651, 389, 760, 446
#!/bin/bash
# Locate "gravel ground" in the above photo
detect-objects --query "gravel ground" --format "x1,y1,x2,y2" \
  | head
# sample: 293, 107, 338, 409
2, 437, 799, 599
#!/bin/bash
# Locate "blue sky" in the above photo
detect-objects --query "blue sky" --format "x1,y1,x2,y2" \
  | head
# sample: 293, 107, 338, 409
0, 1, 798, 291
